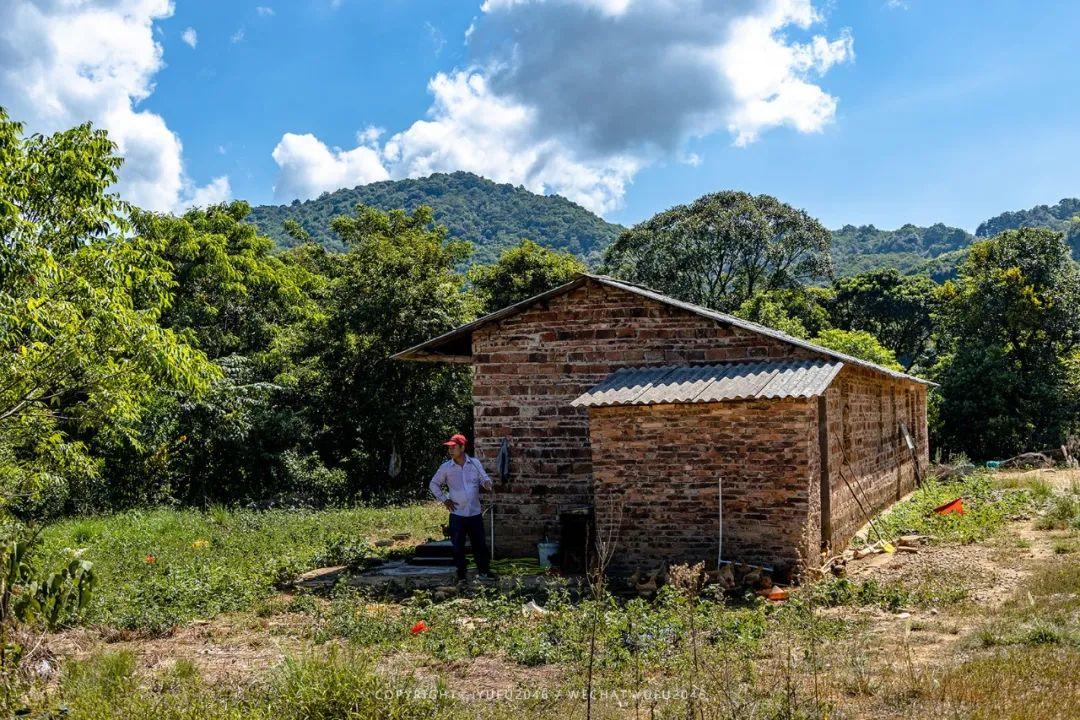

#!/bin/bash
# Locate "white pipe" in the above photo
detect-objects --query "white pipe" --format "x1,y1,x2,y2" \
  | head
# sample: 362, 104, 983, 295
717, 474, 723, 570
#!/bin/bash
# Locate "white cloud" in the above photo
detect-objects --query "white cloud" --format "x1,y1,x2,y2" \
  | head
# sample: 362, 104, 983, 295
181, 175, 231, 209
255, 6, 274, 16
230, 27, 245, 43
181, 26, 197, 48
271, 132, 389, 201
272, 0, 852, 214
0, 0, 228, 213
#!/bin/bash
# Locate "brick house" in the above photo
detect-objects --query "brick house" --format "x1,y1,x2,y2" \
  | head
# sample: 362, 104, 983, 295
394, 274, 932, 576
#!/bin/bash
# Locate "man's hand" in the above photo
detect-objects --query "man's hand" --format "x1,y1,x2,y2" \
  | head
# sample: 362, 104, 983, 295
443, 499, 458, 512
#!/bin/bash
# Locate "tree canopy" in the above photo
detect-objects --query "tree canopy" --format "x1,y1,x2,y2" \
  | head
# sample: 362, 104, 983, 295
602, 191, 832, 312
933, 227, 1080, 458
467, 239, 586, 313
0, 110, 217, 519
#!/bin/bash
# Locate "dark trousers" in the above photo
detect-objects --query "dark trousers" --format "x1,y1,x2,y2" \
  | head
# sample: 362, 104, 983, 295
448, 513, 490, 579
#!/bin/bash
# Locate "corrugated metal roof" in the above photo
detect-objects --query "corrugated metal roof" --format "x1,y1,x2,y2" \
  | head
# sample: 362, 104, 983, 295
571, 360, 844, 408
392, 273, 934, 387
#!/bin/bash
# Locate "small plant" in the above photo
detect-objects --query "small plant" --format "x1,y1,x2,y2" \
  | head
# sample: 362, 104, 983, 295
1035, 493, 1080, 531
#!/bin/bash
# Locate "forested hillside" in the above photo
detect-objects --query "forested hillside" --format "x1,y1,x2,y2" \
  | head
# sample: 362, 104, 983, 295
977, 197, 1080, 237
248, 171, 624, 263
830, 222, 974, 280
252, 169, 1077, 279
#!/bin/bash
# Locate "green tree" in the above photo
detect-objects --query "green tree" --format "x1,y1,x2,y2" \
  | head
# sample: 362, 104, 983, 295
467, 239, 586, 312
602, 191, 832, 311
297, 206, 479, 495
810, 329, 902, 371
0, 110, 217, 519
95, 203, 325, 507
933, 228, 1080, 459
734, 287, 832, 339
829, 269, 939, 371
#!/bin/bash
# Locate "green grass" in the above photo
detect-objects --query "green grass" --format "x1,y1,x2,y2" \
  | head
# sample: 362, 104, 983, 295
1034, 491, 1080, 531
310, 583, 775, 669
25, 648, 456, 720
35, 504, 444, 632
866, 471, 1036, 544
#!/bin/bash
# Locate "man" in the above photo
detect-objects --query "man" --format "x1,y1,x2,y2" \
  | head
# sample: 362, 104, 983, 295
428, 433, 497, 583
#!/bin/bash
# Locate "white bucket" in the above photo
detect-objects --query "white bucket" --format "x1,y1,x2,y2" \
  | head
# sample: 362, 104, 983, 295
537, 541, 559, 569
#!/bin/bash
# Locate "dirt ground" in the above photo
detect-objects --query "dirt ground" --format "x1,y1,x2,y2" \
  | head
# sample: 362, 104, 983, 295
38, 468, 1080, 705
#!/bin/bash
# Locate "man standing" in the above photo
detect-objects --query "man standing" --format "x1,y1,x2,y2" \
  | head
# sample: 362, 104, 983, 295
428, 433, 497, 583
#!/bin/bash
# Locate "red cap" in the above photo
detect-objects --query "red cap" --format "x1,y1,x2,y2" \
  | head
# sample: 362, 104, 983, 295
443, 433, 468, 447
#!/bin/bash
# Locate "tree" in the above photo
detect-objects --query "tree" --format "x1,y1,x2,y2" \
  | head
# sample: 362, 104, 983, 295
0, 110, 217, 519
829, 269, 939, 371
933, 228, 1080, 459
602, 191, 832, 311
810, 329, 902, 371
94, 203, 326, 507
297, 206, 480, 495
467, 239, 586, 312
734, 287, 833, 339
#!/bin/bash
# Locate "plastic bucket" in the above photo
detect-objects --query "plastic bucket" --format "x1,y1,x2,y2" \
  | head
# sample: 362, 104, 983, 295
537, 541, 560, 569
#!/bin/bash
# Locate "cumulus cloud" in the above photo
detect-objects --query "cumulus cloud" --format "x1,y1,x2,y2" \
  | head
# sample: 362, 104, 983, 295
271, 133, 389, 201
271, 0, 852, 214
181, 26, 197, 48
0, 0, 227, 212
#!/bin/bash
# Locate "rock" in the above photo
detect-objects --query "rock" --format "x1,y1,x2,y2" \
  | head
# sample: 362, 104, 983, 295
392, 532, 411, 541
522, 600, 550, 618
896, 612, 911, 619
294, 565, 347, 589
898, 535, 925, 547
374, 539, 394, 547
897, 545, 919, 554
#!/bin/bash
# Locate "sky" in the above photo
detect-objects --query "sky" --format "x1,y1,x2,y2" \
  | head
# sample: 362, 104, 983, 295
1, 0, 1077, 232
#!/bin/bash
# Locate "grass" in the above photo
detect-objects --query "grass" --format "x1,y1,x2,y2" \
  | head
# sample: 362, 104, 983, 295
866, 471, 1036, 544
10, 475, 1079, 718
31, 648, 456, 720
35, 504, 444, 632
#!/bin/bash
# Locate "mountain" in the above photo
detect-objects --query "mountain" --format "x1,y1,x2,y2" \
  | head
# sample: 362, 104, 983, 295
830, 223, 974, 281
247, 171, 625, 264
832, 198, 1080, 280
249, 173, 1077, 279
976, 198, 1080, 237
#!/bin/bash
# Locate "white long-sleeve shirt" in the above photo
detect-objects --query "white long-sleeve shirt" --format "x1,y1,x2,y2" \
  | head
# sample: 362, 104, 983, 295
428, 455, 492, 518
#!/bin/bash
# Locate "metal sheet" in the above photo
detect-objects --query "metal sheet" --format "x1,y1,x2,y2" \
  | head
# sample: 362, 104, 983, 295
571, 359, 844, 407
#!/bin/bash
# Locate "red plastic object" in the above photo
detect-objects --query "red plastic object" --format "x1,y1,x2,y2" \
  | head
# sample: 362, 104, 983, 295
410, 620, 428, 635
933, 498, 964, 515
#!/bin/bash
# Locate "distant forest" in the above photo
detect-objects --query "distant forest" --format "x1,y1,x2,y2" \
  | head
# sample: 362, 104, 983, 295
250, 173, 1079, 279
248, 171, 624, 264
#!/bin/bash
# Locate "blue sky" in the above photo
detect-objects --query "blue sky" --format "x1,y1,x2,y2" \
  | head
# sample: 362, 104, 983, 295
2, 1, 1077, 231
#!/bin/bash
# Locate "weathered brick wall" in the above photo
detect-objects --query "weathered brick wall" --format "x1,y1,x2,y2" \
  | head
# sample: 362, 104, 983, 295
586, 399, 820, 576
471, 280, 820, 558
824, 367, 931, 550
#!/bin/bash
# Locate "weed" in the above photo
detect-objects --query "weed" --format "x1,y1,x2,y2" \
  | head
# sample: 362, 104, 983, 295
869, 472, 1036, 544
35, 504, 444, 631
1035, 493, 1080, 531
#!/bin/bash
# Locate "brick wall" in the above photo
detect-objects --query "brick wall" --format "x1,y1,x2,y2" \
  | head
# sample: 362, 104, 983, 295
471, 280, 819, 557
824, 366, 931, 550
586, 399, 820, 576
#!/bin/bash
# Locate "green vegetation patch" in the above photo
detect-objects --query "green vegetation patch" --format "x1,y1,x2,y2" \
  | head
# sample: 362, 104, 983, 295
865, 472, 1036, 545
36, 505, 443, 632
